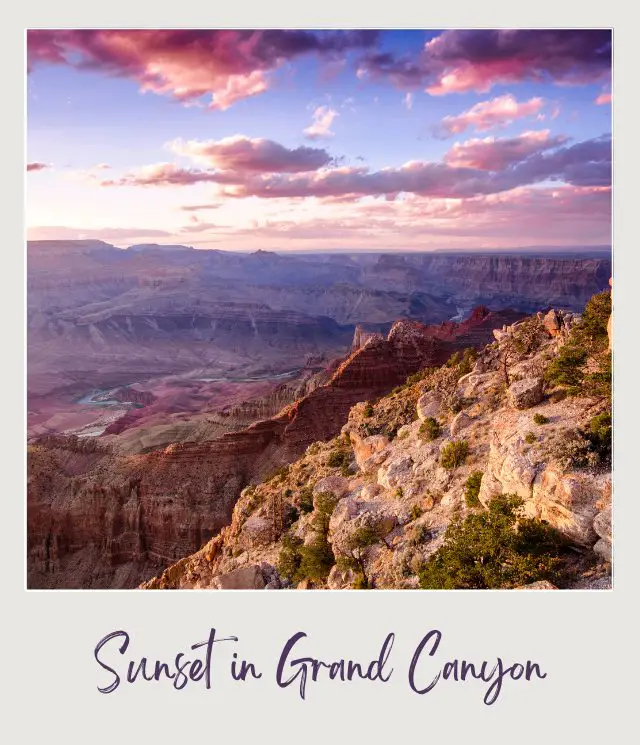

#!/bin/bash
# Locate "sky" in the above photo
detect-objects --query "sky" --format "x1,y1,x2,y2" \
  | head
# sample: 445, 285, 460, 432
26, 29, 612, 251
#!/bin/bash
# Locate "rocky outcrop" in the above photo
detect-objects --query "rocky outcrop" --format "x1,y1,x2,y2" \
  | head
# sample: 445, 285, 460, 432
142, 307, 611, 591
507, 377, 545, 409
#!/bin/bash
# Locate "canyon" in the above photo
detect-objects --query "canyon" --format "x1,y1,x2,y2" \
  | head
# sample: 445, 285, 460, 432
28, 306, 522, 588
26, 241, 611, 589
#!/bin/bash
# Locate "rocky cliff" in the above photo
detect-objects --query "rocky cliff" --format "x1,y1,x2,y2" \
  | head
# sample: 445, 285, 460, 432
141, 293, 612, 591
27, 307, 520, 588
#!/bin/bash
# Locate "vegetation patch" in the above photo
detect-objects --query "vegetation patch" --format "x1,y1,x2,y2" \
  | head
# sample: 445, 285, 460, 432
440, 439, 470, 470
545, 291, 611, 401
419, 417, 441, 442
418, 495, 565, 589
463, 471, 483, 508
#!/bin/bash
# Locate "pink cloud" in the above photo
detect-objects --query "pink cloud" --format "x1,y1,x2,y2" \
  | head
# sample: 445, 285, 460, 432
444, 130, 568, 170
357, 30, 611, 95
170, 135, 332, 172
437, 94, 545, 136
27, 30, 378, 109
595, 92, 612, 105
100, 134, 610, 200
27, 162, 50, 172
303, 106, 339, 140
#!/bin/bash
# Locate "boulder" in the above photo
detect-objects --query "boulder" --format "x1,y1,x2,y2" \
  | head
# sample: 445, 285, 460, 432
327, 565, 357, 589
543, 309, 562, 337
450, 411, 472, 436
417, 391, 442, 421
593, 506, 612, 561
507, 377, 544, 409
213, 564, 265, 590
313, 476, 351, 500
239, 515, 272, 548
377, 455, 414, 490
351, 433, 389, 470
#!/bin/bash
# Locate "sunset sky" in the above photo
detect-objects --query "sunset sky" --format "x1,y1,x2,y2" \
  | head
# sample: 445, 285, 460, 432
26, 29, 612, 251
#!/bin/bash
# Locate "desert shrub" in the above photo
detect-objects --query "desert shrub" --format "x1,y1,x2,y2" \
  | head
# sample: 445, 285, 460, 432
550, 414, 611, 470
419, 417, 441, 442
312, 491, 340, 529
327, 449, 351, 468
464, 471, 483, 508
363, 402, 374, 418
579, 290, 611, 347
533, 413, 549, 425
545, 345, 588, 390
338, 524, 389, 588
440, 439, 469, 470
298, 534, 335, 582
277, 534, 303, 582
410, 504, 424, 521
525, 432, 536, 444
586, 411, 612, 466
285, 491, 340, 584
544, 290, 611, 401
418, 494, 564, 589
395, 487, 404, 498
298, 486, 314, 514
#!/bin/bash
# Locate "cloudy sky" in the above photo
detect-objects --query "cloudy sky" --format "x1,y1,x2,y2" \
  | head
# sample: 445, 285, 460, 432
26, 29, 612, 251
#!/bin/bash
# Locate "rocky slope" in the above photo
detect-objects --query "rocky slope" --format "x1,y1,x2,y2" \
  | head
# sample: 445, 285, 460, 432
28, 307, 519, 588
142, 300, 612, 590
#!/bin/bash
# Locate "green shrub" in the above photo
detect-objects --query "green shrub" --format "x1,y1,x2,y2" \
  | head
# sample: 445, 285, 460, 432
544, 290, 611, 400
419, 417, 441, 442
440, 440, 469, 470
338, 524, 388, 588
552, 412, 611, 470
418, 494, 564, 589
327, 449, 351, 468
525, 432, 536, 444
363, 402, 374, 418
533, 413, 549, 425
281, 491, 340, 584
464, 471, 483, 508
298, 486, 314, 514
277, 534, 303, 582
298, 533, 335, 582
586, 411, 612, 466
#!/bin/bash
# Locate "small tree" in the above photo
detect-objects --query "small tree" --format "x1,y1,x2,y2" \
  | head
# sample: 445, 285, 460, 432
419, 417, 441, 442
440, 440, 469, 470
464, 471, 483, 508
339, 524, 389, 589
418, 494, 564, 589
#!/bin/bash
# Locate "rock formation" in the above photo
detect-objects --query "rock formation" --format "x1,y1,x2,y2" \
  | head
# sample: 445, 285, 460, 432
28, 307, 520, 588
141, 303, 612, 591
